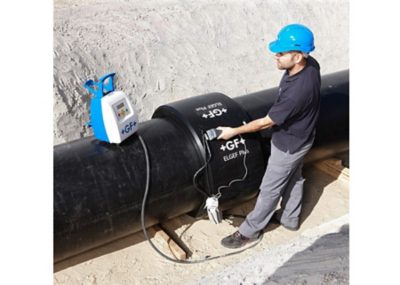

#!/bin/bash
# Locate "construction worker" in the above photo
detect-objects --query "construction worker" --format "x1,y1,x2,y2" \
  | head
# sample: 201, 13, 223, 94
218, 23, 321, 248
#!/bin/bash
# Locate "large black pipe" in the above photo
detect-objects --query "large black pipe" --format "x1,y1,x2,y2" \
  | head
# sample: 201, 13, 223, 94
54, 70, 349, 262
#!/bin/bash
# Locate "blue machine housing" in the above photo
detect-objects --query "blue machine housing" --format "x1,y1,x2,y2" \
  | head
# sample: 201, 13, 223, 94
84, 73, 116, 143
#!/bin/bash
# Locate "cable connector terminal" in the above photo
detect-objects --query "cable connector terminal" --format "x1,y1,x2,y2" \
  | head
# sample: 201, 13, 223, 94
204, 196, 222, 224
204, 128, 222, 141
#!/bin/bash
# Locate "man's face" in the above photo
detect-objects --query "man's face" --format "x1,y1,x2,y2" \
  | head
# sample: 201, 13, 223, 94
274, 51, 302, 70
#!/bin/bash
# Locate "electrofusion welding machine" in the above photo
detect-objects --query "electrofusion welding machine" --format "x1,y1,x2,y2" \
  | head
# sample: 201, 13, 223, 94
84, 72, 138, 144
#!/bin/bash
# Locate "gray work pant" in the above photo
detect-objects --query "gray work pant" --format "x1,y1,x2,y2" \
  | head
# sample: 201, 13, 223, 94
239, 139, 314, 238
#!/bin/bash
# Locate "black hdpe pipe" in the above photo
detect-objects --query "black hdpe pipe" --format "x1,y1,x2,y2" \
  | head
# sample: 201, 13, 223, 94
54, 70, 349, 262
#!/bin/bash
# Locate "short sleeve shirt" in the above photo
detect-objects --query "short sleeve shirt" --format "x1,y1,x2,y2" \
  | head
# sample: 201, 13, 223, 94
268, 56, 321, 153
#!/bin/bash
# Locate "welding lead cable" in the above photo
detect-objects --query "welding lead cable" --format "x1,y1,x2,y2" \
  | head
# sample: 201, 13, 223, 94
214, 134, 249, 199
192, 134, 213, 198
138, 134, 263, 264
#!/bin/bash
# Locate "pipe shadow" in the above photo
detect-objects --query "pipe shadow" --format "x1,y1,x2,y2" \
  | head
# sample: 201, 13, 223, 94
300, 151, 349, 225
54, 227, 151, 272
54, 215, 201, 272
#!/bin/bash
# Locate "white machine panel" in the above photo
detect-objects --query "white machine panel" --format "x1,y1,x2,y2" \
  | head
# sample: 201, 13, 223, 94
101, 91, 138, 143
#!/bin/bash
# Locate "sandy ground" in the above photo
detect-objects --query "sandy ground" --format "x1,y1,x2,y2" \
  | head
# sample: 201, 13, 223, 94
54, 153, 349, 284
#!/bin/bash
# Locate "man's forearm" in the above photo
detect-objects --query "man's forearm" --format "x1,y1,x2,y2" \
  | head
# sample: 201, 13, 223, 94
234, 116, 275, 136
217, 115, 275, 140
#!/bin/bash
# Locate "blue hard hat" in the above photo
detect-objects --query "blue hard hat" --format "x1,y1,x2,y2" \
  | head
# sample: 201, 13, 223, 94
269, 24, 315, 53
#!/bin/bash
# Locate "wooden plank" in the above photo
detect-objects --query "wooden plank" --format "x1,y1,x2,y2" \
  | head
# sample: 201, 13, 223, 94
313, 158, 349, 183
147, 225, 187, 260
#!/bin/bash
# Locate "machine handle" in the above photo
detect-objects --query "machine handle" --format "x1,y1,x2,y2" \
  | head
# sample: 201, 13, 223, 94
84, 79, 97, 95
84, 72, 116, 98
99, 72, 116, 96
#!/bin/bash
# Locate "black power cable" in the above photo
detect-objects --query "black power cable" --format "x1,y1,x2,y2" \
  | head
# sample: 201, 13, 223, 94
192, 133, 213, 198
138, 134, 263, 264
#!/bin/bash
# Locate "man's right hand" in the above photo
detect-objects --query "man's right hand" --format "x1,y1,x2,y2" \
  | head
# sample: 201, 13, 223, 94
216, 127, 237, 140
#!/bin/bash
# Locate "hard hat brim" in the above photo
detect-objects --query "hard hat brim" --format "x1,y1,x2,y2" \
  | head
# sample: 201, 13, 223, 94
269, 40, 315, 53
268, 40, 290, 53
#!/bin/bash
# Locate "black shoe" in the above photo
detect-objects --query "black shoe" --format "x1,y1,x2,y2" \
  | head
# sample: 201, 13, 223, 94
281, 223, 299, 231
270, 213, 299, 231
221, 231, 259, 249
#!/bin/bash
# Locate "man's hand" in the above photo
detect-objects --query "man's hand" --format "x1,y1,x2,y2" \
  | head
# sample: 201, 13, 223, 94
216, 127, 237, 140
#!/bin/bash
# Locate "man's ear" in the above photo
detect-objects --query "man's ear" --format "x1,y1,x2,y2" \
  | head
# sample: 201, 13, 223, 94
294, 53, 304, 64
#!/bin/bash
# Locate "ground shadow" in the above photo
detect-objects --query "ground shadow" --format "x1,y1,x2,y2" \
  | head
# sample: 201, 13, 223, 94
262, 224, 349, 284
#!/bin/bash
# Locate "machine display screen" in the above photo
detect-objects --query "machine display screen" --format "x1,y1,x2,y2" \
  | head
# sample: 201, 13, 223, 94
114, 100, 130, 120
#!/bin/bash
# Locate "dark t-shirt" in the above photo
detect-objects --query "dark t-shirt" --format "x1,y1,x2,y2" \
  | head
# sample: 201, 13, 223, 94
268, 56, 321, 153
